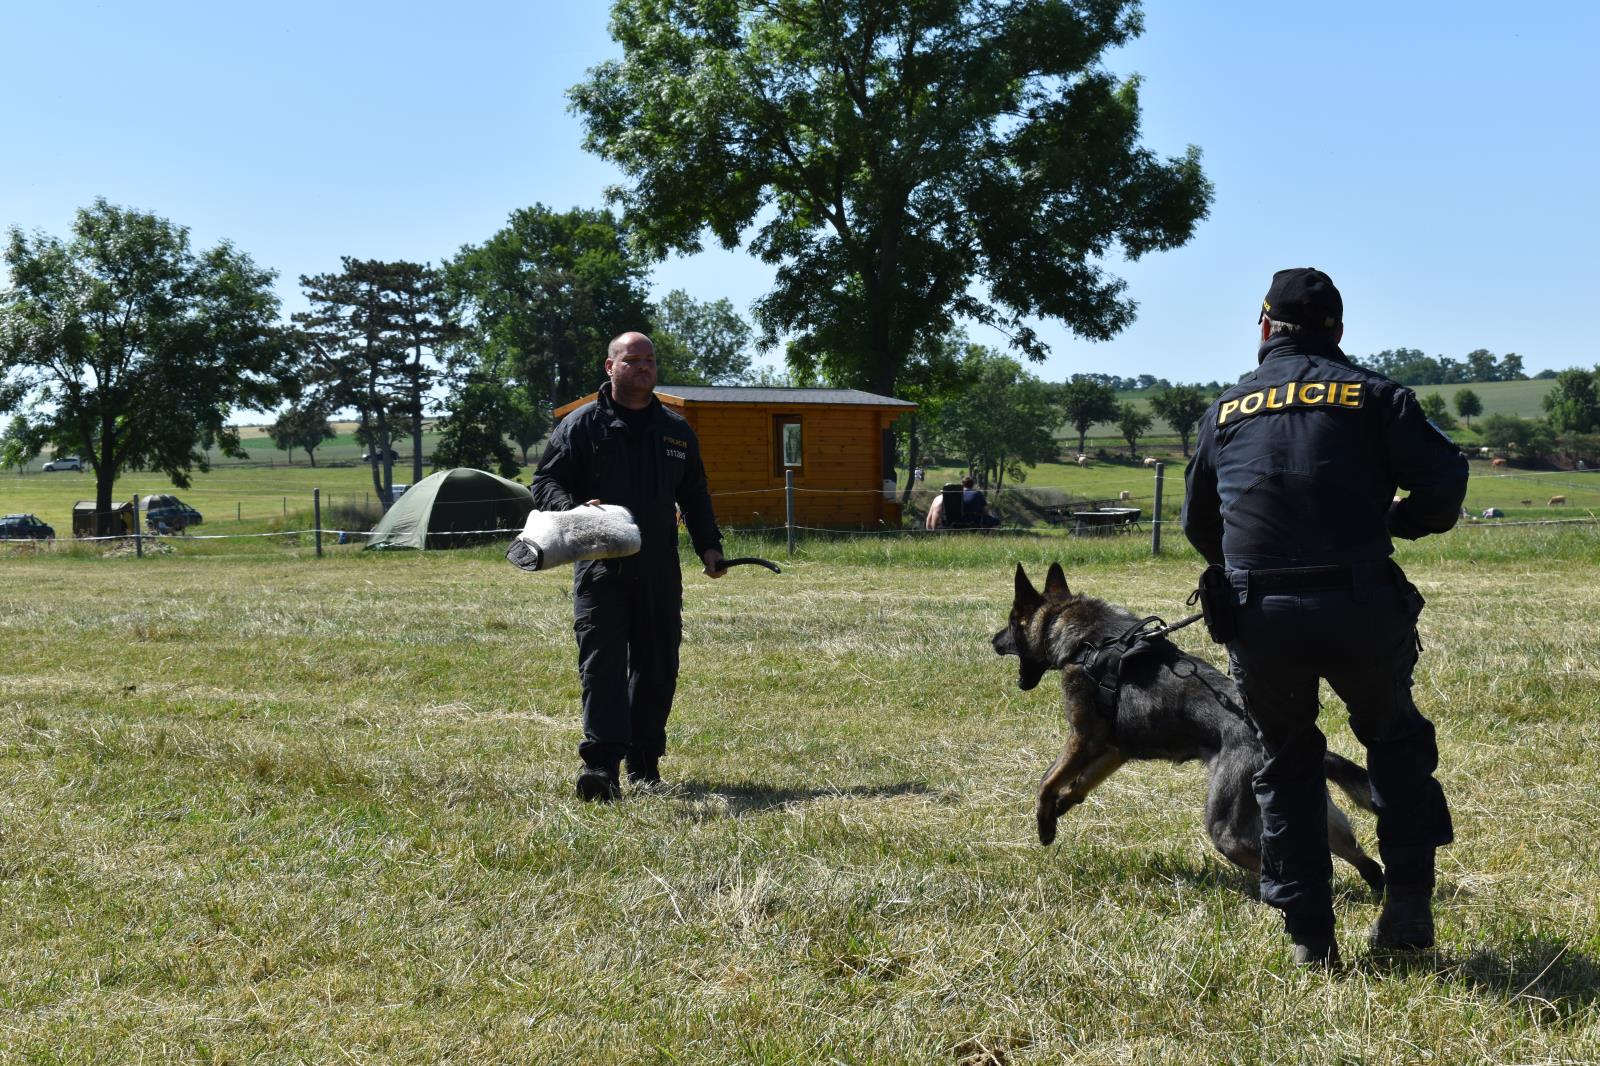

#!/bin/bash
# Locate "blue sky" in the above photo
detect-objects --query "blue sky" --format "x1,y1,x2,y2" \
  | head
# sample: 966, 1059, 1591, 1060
4, 1, 1597, 384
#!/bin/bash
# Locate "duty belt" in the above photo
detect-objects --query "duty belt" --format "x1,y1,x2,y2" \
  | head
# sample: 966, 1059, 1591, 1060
1237, 564, 1352, 593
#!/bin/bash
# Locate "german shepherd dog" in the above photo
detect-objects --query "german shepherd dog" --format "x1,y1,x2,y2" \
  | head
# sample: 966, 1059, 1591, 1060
992, 563, 1384, 894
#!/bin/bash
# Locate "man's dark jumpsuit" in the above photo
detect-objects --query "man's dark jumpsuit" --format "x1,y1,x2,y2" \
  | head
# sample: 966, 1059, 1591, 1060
530, 382, 722, 774
1182, 334, 1468, 942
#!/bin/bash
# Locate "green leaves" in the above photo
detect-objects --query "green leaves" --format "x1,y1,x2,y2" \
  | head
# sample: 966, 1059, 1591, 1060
572, 0, 1212, 394
1, 200, 289, 518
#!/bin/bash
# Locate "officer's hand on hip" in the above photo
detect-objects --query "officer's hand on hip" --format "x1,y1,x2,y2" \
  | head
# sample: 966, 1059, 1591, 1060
702, 548, 727, 578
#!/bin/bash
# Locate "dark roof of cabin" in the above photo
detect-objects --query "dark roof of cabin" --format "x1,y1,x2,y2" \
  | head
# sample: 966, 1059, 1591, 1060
656, 386, 914, 407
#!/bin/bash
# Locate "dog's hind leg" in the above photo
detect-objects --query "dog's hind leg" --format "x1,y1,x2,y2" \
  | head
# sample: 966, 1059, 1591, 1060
1204, 754, 1264, 877
1326, 792, 1385, 897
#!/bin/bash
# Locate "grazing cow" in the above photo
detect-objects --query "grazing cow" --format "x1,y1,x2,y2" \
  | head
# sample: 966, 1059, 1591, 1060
1520, 500, 1532, 506
1143, 456, 1158, 468
1549, 495, 1567, 506
1491, 457, 1507, 468
1478, 447, 1492, 457
1075, 454, 1090, 467
1118, 490, 1132, 501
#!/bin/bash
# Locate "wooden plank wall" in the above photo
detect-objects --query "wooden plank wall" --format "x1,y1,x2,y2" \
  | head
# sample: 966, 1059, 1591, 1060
671, 403, 896, 529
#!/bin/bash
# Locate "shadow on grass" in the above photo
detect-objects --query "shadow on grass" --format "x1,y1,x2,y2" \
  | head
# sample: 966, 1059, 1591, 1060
672, 778, 933, 818
1354, 934, 1599, 1021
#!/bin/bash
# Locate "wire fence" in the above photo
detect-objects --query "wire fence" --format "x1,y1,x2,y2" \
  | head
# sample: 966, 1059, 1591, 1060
7, 466, 1599, 554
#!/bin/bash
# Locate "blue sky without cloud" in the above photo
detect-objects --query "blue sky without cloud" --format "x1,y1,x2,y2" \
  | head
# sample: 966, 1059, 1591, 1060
4, 0, 1597, 385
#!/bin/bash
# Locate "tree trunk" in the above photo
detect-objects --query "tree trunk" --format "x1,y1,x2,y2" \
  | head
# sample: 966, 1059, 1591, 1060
899, 414, 919, 506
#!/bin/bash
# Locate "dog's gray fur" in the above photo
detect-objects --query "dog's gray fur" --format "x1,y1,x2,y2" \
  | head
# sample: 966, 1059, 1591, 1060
993, 562, 1384, 894
507, 505, 641, 572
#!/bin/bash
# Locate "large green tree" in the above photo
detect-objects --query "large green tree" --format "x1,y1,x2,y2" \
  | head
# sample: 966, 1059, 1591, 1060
1149, 383, 1209, 457
1453, 387, 1482, 425
927, 346, 1056, 491
268, 403, 336, 466
443, 205, 654, 409
570, 0, 1212, 401
651, 289, 754, 385
387, 261, 463, 483
0, 200, 290, 532
1114, 400, 1153, 456
431, 373, 521, 479
294, 258, 411, 505
1542, 368, 1599, 434
1058, 376, 1119, 456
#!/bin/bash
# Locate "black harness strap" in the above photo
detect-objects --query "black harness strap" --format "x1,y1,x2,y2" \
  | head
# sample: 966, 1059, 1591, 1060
1068, 611, 1204, 720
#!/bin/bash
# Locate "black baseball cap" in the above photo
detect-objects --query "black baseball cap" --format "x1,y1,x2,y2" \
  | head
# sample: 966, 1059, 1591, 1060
1259, 267, 1342, 329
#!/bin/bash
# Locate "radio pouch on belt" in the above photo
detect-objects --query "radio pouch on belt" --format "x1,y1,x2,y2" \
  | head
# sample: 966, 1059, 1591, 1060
1190, 564, 1237, 645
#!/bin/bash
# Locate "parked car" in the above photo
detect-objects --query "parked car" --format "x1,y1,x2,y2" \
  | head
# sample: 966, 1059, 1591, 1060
42, 456, 83, 472
362, 447, 401, 462
0, 513, 55, 540
139, 493, 203, 532
384, 483, 410, 505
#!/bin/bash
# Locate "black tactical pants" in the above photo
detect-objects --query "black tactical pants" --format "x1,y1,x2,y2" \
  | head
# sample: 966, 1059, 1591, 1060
572, 555, 683, 771
1226, 565, 1453, 939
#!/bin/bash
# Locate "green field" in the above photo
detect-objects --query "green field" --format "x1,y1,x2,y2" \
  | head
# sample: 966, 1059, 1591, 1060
2, 520, 1598, 1061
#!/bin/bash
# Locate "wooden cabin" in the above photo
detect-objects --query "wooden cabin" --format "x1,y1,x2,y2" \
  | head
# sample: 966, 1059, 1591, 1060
553, 386, 916, 528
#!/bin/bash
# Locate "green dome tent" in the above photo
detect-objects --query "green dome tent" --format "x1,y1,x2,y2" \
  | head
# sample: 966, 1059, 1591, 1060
365, 468, 533, 550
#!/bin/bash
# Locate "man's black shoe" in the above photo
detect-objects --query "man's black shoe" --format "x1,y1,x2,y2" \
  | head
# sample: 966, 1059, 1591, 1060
1289, 936, 1340, 969
626, 756, 662, 788
576, 765, 621, 803
1369, 886, 1435, 951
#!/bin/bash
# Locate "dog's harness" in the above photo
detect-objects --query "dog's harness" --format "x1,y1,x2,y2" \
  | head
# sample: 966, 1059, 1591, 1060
1068, 610, 1204, 720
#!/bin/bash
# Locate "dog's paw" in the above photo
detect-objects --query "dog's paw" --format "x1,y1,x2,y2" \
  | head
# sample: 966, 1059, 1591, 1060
1036, 807, 1057, 846
1056, 792, 1083, 816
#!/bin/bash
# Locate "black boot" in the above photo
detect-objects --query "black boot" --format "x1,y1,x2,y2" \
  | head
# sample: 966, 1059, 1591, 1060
1369, 885, 1435, 950
576, 764, 621, 803
626, 754, 662, 788
1289, 933, 1340, 970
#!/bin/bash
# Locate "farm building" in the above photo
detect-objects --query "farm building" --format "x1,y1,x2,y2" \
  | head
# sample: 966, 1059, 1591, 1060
553, 386, 916, 529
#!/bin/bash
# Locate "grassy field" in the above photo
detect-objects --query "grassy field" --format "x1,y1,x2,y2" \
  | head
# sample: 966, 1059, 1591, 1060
2, 522, 1598, 1062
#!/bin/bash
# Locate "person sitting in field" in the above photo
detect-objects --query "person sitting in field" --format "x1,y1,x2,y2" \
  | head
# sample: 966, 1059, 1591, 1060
926, 476, 1000, 530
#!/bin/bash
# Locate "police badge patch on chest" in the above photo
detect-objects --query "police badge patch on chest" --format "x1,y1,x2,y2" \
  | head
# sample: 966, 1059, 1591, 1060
662, 435, 688, 460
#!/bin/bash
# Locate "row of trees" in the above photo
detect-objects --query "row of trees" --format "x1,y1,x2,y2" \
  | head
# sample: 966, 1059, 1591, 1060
1358, 347, 1528, 386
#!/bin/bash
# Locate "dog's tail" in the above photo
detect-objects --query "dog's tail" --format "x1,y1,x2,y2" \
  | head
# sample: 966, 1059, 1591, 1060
1322, 752, 1376, 814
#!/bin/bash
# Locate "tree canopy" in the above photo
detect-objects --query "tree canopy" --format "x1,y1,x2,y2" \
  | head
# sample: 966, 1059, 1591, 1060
925, 345, 1056, 491
1542, 368, 1599, 434
0, 199, 290, 530
651, 289, 754, 385
268, 403, 336, 466
1149, 384, 1210, 457
1057, 376, 1120, 456
443, 205, 653, 409
571, 0, 1212, 398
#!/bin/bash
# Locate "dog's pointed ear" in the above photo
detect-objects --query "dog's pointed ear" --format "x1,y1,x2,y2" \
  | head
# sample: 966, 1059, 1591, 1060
1044, 562, 1070, 598
1013, 563, 1042, 608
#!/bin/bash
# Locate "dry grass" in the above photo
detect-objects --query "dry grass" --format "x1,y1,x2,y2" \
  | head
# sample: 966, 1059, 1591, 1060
2, 530, 1598, 1062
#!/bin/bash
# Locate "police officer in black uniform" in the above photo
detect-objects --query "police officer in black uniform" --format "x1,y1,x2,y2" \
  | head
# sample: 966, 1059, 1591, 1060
531, 332, 726, 802
1182, 269, 1467, 967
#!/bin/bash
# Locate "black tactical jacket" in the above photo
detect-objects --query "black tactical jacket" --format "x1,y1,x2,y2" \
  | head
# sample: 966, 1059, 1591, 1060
1182, 335, 1467, 569
530, 382, 722, 566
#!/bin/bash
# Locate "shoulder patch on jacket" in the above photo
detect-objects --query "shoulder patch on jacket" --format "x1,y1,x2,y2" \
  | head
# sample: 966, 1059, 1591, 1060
1217, 381, 1365, 426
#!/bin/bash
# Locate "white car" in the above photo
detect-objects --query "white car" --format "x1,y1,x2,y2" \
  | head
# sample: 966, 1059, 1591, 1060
42, 456, 83, 472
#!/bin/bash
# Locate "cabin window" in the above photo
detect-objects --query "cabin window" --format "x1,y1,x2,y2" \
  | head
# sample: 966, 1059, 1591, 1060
773, 415, 803, 476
